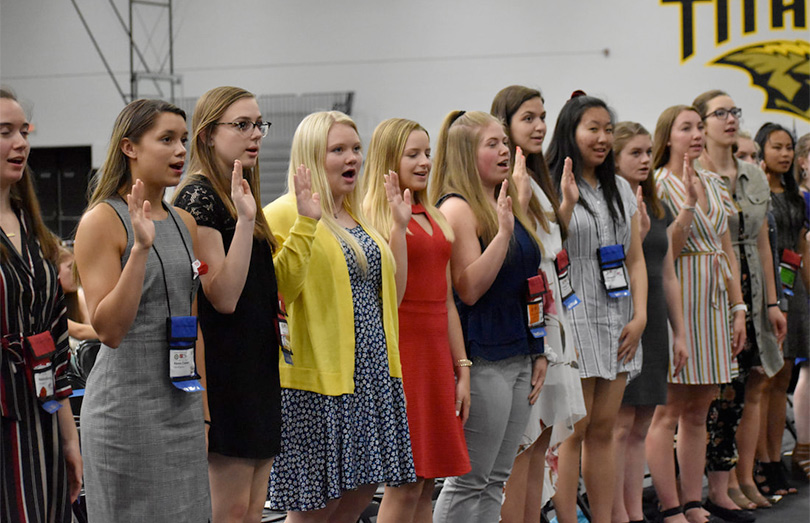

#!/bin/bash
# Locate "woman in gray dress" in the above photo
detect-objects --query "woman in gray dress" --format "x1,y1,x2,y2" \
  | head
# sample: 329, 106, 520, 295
75, 99, 258, 522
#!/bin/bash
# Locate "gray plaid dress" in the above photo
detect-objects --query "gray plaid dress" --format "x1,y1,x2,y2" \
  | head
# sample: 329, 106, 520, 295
81, 198, 209, 522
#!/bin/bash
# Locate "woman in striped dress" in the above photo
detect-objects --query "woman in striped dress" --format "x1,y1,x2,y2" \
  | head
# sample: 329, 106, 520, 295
1, 88, 82, 522
647, 105, 746, 523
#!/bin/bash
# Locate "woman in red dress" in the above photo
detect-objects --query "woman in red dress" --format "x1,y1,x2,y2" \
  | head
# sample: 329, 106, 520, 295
362, 118, 471, 522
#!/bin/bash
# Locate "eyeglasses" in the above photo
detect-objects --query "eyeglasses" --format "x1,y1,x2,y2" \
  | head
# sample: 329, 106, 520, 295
215, 120, 271, 138
705, 107, 742, 121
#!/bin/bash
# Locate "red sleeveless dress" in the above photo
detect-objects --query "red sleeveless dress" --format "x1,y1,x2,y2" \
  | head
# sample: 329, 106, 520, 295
398, 204, 470, 478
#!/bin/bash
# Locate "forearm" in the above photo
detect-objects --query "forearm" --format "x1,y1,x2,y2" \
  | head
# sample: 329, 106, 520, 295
389, 225, 408, 305
662, 255, 686, 342
668, 207, 695, 256
90, 245, 149, 347
559, 199, 575, 228
454, 231, 511, 305
201, 219, 255, 313
56, 400, 79, 446
724, 240, 744, 305
67, 319, 98, 341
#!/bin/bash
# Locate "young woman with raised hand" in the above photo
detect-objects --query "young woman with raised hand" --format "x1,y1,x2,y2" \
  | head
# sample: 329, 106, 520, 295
611, 121, 689, 523
428, 110, 547, 523
172, 86, 320, 522
646, 105, 746, 523
490, 85, 586, 523
361, 118, 471, 523
692, 91, 786, 516
544, 95, 647, 523
1, 88, 82, 523
263, 111, 415, 523
754, 123, 808, 494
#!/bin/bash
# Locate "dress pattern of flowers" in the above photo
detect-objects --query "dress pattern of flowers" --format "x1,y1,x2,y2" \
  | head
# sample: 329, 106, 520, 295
268, 225, 415, 512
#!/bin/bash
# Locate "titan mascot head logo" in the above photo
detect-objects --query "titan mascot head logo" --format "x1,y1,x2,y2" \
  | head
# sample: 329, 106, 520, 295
711, 40, 809, 122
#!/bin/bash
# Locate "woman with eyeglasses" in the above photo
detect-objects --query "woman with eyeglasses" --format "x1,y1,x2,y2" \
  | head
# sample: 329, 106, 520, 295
691, 91, 786, 515
173, 86, 320, 522
754, 122, 808, 494
646, 104, 746, 523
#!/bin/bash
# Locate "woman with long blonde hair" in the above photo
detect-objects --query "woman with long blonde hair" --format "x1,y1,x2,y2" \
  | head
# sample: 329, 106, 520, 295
429, 110, 548, 523
361, 117, 471, 523
264, 111, 415, 522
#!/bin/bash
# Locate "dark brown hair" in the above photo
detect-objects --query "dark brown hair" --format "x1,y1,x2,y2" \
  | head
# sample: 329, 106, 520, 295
1, 87, 59, 263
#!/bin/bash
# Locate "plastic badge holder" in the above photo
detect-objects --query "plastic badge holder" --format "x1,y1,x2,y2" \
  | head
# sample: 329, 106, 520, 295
167, 316, 204, 392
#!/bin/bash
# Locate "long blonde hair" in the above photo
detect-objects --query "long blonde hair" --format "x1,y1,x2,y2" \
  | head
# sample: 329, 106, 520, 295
428, 110, 542, 250
287, 111, 390, 272
87, 99, 186, 208
361, 118, 454, 242
174, 86, 276, 250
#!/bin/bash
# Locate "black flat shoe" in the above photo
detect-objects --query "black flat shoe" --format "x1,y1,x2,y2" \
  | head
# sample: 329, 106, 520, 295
703, 499, 756, 523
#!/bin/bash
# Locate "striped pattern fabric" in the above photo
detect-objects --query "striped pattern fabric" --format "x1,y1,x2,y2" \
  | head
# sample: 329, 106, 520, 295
655, 167, 739, 384
566, 176, 642, 380
1, 209, 72, 523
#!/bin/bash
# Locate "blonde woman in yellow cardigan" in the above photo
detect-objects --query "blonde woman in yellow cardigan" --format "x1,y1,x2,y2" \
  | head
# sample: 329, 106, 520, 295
263, 111, 416, 522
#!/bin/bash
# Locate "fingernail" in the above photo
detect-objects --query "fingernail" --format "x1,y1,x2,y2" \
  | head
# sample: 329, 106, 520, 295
456, 410, 460, 416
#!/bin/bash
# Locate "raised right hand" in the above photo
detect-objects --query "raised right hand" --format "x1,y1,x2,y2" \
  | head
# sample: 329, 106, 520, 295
561, 156, 579, 205
127, 179, 155, 249
293, 164, 322, 220
496, 179, 515, 237
682, 153, 698, 207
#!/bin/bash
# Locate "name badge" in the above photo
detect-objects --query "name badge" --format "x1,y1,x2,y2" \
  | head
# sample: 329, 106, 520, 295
526, 271, 549, 339
276, 294, 293, 365
166, 316, 204, 392
597, 244, 630, 298
24, 331, 61, 413
780, 249, 802, 297
554, 249, 581, 310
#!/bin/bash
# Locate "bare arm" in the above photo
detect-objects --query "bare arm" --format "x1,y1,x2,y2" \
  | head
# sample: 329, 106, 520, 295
661, 243, 689, 376
75, 182, 152, 348
179, 161, 257, 314
618, 213, 648, 363
384, 171, 411, 305
445, 263, 470, 424
439, 182, 513, 305
721, 229, 746, 356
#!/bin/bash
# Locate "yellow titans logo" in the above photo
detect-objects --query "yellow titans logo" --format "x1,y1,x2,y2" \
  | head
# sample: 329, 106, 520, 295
711, 40, 809, 122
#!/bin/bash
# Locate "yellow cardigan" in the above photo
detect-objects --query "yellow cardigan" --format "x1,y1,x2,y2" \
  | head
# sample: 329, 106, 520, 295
264, 193, 402, 396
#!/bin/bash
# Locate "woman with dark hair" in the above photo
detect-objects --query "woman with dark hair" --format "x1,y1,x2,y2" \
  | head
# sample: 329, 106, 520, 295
1, 88, 82, 523
692, 91, 785, 514
491, 85, 586, 523
545, 95, 647, 523
611, 121, 689, 523
647, 105, 746, 523
754, 122, 808, 494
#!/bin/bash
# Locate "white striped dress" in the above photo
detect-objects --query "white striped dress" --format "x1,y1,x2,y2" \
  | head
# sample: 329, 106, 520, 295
655, 167, 739, 384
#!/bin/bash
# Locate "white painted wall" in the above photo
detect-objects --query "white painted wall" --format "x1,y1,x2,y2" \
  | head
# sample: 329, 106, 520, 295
2, 0, 808, 182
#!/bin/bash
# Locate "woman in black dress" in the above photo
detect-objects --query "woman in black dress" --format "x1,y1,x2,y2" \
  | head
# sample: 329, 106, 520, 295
174, 86, 320, 522
0, 87, 82, 522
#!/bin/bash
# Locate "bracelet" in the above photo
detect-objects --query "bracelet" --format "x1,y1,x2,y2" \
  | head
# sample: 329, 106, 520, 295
767, 302, 779, 308
676, 219, 693, 234
682, 205, 696, 212
730, 302, 748, 314
204, 420, 211, 425
455, 358, 473, 367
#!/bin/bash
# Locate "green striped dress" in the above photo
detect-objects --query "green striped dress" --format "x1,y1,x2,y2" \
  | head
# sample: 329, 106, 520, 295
655, 167, 739, 385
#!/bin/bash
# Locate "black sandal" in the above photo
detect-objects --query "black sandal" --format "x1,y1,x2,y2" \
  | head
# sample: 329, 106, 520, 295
703, 498, 755, 523
660, 506, 683, 521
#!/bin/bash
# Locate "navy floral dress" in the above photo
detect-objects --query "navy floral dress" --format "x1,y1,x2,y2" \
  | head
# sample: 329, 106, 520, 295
268, 225, 415, 512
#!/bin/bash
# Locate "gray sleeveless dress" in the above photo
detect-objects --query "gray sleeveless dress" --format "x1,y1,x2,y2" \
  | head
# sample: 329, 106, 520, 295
81, 198, 210, 522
